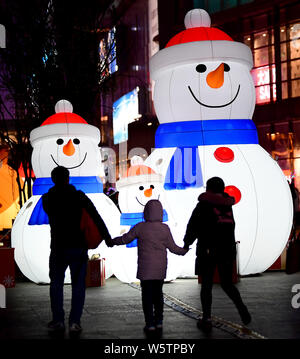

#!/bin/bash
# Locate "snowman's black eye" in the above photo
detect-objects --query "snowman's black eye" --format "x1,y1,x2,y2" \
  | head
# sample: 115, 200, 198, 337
224, 63, 230, 72
139, 186, 144, 190
73, 138, 80, 145
150, 185, 154, 189
196, 64, 207, 73
56, 138, 64, 145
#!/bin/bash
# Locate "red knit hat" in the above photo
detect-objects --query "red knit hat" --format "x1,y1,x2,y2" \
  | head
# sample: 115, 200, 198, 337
30, 100, 100, 144
150, 9, 253, 79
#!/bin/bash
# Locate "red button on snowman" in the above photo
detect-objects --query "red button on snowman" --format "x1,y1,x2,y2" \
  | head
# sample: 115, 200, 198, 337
145, 9, 293, 275
11, 100, 121, 283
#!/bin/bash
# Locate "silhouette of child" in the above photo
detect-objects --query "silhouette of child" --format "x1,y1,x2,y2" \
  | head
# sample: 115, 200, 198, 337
107, 199, 188, 335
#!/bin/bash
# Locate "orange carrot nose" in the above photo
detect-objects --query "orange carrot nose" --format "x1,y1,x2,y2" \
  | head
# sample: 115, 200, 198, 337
206, 63, 224, 88
144, 188, 152, 197
63, 139, 75, 156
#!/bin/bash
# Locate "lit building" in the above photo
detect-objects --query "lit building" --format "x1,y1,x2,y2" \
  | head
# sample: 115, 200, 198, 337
98, 0, 158, 184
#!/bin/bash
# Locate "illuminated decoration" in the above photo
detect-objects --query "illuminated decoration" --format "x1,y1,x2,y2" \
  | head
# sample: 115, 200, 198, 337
113, 87, 141, 144
98, 27, 117, 84
251, 65, 276, 104
0, 152, 20, 231
111, 156, 183, 283
11, 100, 121, 284
145, 9, 293, 275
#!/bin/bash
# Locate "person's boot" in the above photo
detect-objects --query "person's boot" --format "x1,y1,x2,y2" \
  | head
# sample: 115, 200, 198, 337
238, 305, 251, 325
197, 317, 212, 333
47, 320, 65, 333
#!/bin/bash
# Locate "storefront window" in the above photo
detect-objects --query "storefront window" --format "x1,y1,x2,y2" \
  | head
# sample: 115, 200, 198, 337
260, 122, 295, 182
251, 65, 276, 104
291, 59, 300, 79
282, 82, 288, 99
254, 47, 274, 67
281, 43, 287, 61
280, 26, 287, 42
245, 30, 276, 104
282, 23, 300, 99
281, 62, 288, 81
254, 31, 271, 48
292, 79, 300, 98
290, 24, 300, 59
245, 21, 300, 104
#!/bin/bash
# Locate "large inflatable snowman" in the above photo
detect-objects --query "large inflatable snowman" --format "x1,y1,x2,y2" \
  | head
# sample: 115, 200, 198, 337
111, 156, 183, 282
11, 100, 121, 283
145, 9, 293, 275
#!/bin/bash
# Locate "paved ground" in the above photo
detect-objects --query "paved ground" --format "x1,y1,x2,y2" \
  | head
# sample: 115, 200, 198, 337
1, 271, 300, 342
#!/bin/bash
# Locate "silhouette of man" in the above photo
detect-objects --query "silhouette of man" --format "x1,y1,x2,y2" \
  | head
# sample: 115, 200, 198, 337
183, 176, 251, 332
42, 166, 111, 335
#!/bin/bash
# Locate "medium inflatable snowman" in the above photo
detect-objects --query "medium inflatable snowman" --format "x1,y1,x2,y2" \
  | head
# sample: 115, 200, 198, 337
111, 156, 183, 283
145, 9, 293, 275
11, 100, 121, 283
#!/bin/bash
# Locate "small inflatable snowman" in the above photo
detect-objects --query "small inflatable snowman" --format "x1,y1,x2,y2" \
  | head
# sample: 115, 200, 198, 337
111, 156, 183, 282
145, 9, 293, 275
11, 100, 121, 283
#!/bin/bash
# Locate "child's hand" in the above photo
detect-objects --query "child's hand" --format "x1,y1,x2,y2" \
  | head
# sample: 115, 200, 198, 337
105, 238, 114, 248
183, 244, 190, 254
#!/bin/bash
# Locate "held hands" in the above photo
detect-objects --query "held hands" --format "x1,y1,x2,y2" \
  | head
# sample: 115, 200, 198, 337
183, 244, 190, 253
105, 237, 114, 248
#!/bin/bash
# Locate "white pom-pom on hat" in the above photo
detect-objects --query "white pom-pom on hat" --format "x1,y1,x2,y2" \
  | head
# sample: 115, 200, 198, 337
55, 99, 73, 113
184, 9, 211, 29
130, 155, 144, 166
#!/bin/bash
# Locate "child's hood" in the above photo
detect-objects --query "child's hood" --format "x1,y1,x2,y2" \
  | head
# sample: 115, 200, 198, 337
143, 200, 163, 222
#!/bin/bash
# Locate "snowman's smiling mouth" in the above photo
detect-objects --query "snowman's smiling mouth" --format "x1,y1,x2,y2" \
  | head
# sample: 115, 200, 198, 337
188, 84, 240, 108
136, 194, 160, 207
51, 152, 87, 169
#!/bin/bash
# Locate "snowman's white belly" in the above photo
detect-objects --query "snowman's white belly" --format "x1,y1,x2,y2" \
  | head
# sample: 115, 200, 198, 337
11, 193, 121, 284
11, 195, 53, 284
230, 145, 292, 274
146, 144, 293, 275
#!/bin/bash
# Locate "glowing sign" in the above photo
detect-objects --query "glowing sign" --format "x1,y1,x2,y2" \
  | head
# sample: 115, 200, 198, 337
99, 27, 117, 83
113, 88, 140, 145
